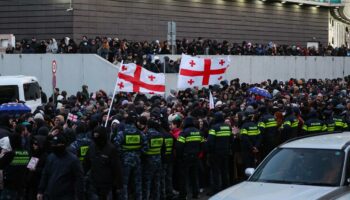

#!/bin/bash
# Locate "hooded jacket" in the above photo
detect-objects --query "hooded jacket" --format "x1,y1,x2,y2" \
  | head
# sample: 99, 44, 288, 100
84, 126, 122, 190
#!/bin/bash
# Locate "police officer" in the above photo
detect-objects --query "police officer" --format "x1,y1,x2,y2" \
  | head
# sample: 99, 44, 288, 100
160, 121, 175, 200
323, 109, 335, 133
176, 117, 203, 200
1, 130, 29, 200
333, 104, 348, 132
142, 111, 164, 200
69, 121, 91, 163
281, 107, 299, 142
302, 109, 327, 135
114, 110, 147, 200
257, 106, 278, 158
207, 112, 232, 194
240, 110, 262, 169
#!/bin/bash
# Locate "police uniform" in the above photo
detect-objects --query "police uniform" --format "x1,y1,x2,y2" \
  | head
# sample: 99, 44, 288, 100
207, 120, 232, 194
176, 117, 203, 200
281, 114, 299, 141
142, 128, 164, 200
1, 149, 29, 200
324, 118, 335, 133
69, 133, 91, 163
302, 118, 327, 135
161, 131, 175, 200
240, 121, 262, 169
114, 123, 147, 200
258, 113, 278, 157
333, 115, 348, 132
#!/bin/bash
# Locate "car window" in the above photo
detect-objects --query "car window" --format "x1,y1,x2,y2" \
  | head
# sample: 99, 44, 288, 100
23, 82, 41, 101
0, 85, 19, 104
249, 148, 344, 187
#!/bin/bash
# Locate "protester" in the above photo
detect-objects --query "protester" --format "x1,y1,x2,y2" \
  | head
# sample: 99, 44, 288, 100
37, 128, 84, 200
84, 126, 122, 200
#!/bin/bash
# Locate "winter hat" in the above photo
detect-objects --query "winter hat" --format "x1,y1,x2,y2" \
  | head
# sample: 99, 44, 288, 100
34, 113, 44, 121
215, 101, 223, 108
111, 119, 120, 125
121, 100, 129, 106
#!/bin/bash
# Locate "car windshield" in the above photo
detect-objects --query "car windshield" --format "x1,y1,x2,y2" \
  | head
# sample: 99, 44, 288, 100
0, 85, 19, 104
249, 148, 344, 187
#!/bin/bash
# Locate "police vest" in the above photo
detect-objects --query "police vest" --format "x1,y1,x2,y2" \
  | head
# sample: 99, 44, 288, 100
333, 117, 348, 131
240, 126, 261, 136
164, 138, 174, 155
209, 125, 231, 137
122, 131, 142, 151
303, 122, 326, 132
79, 145, 89, 162
145, 136, 164, 156
259, 117, 277, 128
10, 150, 30, 166
178, 131, 202, 143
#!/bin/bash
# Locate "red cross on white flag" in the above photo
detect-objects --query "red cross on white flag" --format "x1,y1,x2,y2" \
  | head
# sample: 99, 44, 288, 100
68, 113, 78, 122
116, 63, 165, 94
177, 54, 230, 88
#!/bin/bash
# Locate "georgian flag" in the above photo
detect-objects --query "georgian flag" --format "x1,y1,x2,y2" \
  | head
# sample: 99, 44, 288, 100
67, 113, 78, 122
177, 54, 230, 88
116, 63, 165, 94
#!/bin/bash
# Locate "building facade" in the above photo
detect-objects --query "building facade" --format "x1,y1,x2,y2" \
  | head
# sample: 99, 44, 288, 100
0, 0, 332, 45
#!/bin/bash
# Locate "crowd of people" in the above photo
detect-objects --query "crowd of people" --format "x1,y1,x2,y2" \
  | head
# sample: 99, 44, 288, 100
0, 75, 350, 200
5, 36, 350, 63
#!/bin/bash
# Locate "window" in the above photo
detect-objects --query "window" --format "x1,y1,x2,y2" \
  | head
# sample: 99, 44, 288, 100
250, 148, 345, 187
23, 82, 41, 101
0, 85, 19, 104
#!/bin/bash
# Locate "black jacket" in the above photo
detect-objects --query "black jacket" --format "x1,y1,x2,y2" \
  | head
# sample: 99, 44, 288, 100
84, 142, 122, 190
176, 127, 203, 158
38, 152, 84, 200
207, 122, 233, 155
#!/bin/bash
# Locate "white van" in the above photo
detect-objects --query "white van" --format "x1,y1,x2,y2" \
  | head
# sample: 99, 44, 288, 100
0, 75, 42, 112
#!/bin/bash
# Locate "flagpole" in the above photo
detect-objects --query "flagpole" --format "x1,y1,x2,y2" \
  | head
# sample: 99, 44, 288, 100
105, 61, 123, 127
163, 57, 166, 99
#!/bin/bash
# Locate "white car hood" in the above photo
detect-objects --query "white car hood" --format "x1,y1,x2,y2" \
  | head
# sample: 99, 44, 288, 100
210, 181, 338, 200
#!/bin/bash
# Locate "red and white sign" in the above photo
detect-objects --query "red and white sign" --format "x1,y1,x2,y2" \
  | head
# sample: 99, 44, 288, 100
177, 54, 230, 88
116, 63, 165, 94
52, 60, 57, 74
68, 113, 78, 122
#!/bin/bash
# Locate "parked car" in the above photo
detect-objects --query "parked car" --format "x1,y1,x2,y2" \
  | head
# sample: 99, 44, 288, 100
210, 132, 350, 200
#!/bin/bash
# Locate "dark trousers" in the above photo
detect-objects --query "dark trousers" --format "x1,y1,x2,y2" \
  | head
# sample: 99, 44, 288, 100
161, 163, 174, 200
178, 155, 200, 200
209, 154, 230, 194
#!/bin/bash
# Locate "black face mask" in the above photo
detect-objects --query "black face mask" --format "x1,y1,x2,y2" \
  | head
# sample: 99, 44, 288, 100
93, 134, 106, 148
51, 145, 66, 157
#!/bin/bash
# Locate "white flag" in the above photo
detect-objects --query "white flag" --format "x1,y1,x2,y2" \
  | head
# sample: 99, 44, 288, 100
209, 91, 214, 110
116, 63, 165, 94
177, 54, 230, 88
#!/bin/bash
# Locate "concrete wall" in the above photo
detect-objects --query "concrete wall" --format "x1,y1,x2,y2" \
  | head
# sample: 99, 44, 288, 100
0, 54, 349, 96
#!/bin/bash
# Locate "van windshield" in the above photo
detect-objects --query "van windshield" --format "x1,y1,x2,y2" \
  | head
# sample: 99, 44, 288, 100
24, 82, 41, 101
0, 85, 19, 104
